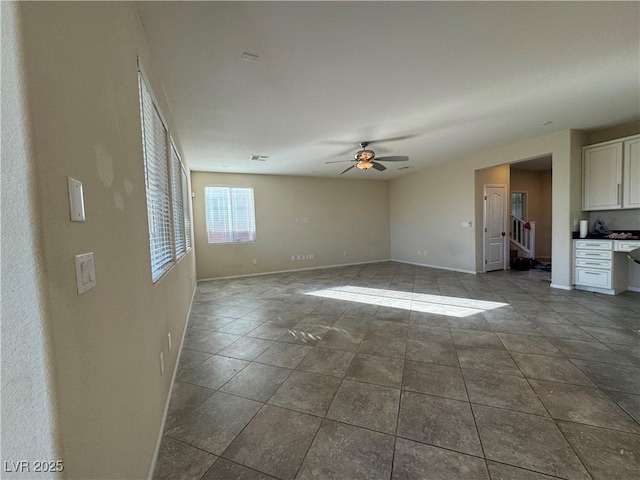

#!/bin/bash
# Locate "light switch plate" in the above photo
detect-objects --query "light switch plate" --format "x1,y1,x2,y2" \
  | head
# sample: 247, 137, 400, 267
68, 177, 85, 222
75, 252, 96, 294
461, 221, 472, 228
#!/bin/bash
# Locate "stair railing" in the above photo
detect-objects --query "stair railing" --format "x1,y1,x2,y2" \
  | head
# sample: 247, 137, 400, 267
510, 215, 535, 259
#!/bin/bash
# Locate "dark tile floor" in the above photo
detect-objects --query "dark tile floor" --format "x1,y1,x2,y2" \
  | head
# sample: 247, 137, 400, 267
154, 262, 640, 480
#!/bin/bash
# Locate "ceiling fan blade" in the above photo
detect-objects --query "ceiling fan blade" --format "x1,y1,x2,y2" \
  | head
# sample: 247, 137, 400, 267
325, 160, 353, 164
372, 162, 386, 171
339, 165, 356, 175
375, 156, 409, 162
331, 146, 358, 157
368, 134, 416, 145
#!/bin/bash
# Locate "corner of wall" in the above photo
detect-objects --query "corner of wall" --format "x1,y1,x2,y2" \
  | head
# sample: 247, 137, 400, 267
1, 1, 62, 474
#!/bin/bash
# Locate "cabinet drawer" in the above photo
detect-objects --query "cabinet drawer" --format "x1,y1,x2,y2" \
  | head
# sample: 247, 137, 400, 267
575, 258, 612, 269
615, 240, 640, 252
575, 240, 613, 250
575, 250, 613, 260
575, 268, 612, 288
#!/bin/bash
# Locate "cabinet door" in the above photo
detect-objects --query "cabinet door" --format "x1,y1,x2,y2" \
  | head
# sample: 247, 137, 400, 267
623, 136, 640, 209
583, 142, 623, 211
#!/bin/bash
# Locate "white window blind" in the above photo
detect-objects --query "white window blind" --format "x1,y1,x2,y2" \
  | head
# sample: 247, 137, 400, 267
182, 168, 192, 251
139, 72, 174, 282
170, 143, 186, 258
205, 186, 256, 244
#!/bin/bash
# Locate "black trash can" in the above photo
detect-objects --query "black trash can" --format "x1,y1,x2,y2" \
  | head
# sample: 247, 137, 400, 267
510, 257, 531, 271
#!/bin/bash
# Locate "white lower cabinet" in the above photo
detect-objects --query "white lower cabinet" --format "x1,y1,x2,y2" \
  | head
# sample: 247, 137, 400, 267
573, 240, 630, 295
575, 268, 611, 289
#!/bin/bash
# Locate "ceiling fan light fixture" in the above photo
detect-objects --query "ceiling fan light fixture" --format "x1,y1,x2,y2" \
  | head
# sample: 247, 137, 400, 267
355, 149, 375, 162
356, 160, 374, 170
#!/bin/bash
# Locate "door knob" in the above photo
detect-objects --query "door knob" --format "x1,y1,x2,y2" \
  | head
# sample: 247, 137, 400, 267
501, 232, 506, 236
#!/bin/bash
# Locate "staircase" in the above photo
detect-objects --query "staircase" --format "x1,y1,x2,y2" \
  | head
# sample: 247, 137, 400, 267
510, 215, 536, 259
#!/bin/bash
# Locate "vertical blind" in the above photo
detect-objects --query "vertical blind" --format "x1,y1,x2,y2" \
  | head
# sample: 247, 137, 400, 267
139, 73, 174, 282
205, 186, 256, 244
170, 143, 186, 258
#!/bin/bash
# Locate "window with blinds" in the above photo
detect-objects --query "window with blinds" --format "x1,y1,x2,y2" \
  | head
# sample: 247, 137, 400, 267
205, 186, 256, 244
139, 72, 174, 282
170, 143, 186, 258
182, 168, 192, 251
139, 68, 192, 282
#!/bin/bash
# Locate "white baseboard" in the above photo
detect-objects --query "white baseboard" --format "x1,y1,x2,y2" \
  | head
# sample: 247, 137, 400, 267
550, 283, 573, 291
197, 259, 393, 282
147, 283, 197, 480
628, 286, 640, 293
392, 259, 477, 275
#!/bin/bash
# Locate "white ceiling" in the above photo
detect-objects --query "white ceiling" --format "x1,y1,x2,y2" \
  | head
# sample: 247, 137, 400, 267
137, 2, 640, 179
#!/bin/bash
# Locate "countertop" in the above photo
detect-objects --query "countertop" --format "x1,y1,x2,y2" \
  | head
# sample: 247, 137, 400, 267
572, 230, 640, 240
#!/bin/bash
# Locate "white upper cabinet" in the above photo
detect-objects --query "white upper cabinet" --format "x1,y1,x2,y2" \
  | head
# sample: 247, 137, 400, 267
623, 136, 640, 209
583, 134, 640, 211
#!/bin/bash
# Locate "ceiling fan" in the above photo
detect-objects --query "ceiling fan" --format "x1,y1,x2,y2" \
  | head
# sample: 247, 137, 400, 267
326, 142, 409, 174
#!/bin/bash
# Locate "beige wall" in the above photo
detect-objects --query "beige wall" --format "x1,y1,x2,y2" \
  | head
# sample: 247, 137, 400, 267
539, 170, 553, 260
510, 168, 553, 259
14, 3, 196, 478
192, 172, 390, 279
586, 120, 640, 145
390, 130, 581, 288
1, 3, 60, 477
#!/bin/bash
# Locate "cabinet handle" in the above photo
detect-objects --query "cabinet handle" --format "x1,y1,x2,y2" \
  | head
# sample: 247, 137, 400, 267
618, 184, 621, 205
584, 272, 600, 275
584, 262, 600, 265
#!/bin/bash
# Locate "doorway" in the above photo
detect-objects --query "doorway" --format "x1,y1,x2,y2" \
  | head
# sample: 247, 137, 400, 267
483, 184, 507, 272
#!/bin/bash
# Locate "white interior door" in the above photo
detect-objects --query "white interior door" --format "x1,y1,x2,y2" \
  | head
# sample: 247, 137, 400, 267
484, 185, 507, 272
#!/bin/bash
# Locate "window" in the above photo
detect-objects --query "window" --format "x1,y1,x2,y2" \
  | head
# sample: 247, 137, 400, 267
139, 72, 173, 281
170, 143, 186, 258
139, 69, 192, 282
182, 168, 192, 251
205, 186, 256, 244
511, 192, 527, 220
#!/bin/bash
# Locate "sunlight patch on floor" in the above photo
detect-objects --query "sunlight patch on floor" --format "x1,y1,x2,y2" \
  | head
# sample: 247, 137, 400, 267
306, 285, 508, 318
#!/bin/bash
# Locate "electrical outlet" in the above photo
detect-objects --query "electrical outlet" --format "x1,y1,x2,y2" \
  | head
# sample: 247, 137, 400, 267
297, 255, 302, 260
343, 251, 347, 256
252, 259, 257, 265
304, 217, 309, 223
418, 250, 421, 255
159, 352, 165, 375
309, 254, 314, 259
295, 217, 299, 223
291, 256, 295, 261
167, 333, 172, 351
423, 250, 427, 256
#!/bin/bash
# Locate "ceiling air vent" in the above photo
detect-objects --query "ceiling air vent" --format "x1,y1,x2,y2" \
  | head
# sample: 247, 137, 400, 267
250, 155, 269, 161
397, 166, 410, 170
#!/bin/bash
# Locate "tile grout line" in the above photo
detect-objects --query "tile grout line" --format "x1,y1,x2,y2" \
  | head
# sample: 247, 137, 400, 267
498, 332, 597, 480
451, 338, 488, 464
170, 263, 638, 479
